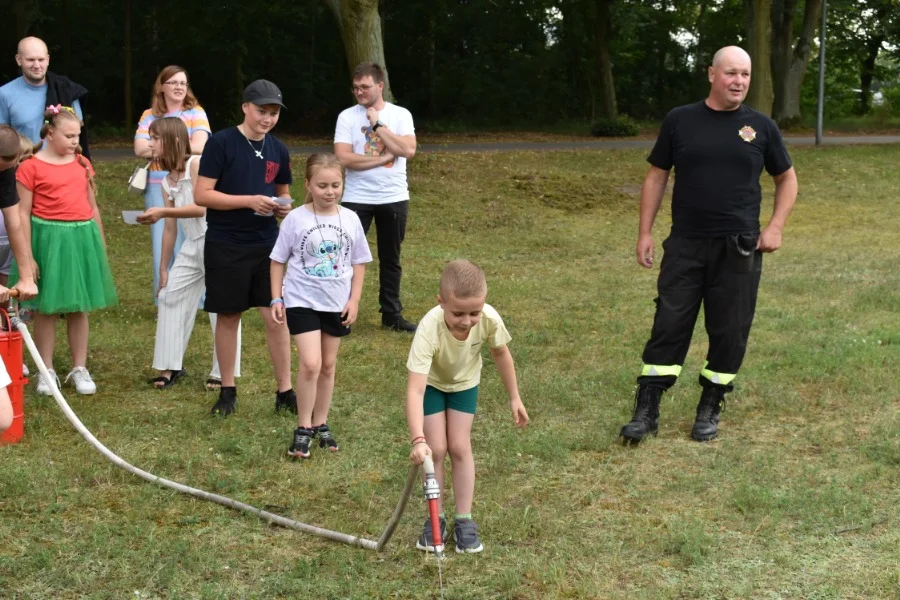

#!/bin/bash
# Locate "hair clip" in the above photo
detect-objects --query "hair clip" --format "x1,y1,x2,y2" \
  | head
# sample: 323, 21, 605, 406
46, 104, 62, 115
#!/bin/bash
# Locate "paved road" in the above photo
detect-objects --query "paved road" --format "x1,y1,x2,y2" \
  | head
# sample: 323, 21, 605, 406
90, 135, 900, 162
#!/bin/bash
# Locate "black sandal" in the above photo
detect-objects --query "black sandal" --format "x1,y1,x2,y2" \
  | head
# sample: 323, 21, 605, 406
205, 377, 222, 391
152, 369, 186, 389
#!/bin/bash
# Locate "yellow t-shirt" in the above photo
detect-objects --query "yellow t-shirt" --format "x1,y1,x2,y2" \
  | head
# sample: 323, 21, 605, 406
407, 303, 512, 392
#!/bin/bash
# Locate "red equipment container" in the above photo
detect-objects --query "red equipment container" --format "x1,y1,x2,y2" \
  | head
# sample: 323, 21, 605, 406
0, 309, 28, 445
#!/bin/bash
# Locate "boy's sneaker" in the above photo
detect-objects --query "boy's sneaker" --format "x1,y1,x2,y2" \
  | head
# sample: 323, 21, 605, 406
211, 387, 237, 416
274, 388, 297, 414
454, 518, 484, 554
315, 423, 339, 452
65, 367, 96, 395
416, 516, 447, 552
36, 369, 59, 396
288, 427, 315, 459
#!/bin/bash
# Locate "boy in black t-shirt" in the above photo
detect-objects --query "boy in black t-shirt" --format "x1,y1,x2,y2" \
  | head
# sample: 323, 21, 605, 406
621, 46, 798, 443
0, 125, 38, 432
195, 81, 295, 417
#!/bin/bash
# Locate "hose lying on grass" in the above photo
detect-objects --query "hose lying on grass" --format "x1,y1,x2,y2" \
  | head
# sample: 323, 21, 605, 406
13, 312, 420, 551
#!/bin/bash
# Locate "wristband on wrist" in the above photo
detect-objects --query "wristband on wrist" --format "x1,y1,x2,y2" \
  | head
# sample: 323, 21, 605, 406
411, 435, 426, 444
412, 440, 428, 447
270, 298, 284, 307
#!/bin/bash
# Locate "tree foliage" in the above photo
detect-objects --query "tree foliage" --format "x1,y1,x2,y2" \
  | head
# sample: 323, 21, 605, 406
0, 0, 896, 133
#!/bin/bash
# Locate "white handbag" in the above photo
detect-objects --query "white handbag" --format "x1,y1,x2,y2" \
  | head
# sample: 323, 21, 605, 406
128, 162, 151, 194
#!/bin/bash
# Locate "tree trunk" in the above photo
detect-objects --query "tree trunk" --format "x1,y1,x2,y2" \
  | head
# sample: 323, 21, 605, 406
857, 4, 887, 114
124, 0, 133, 129
235, 46, 245, 108
593, 0, 617, 119
13, 0, 32, 40
62, 0, 73, 75
324, 0, 393, 102
744, 0, 775, 115
426, 10, 436, 116
771, 0, 822, 123
559, 0, 593, 120
858, 37, 883, 114
693, 0, 710, 75
656, 47, 667, 116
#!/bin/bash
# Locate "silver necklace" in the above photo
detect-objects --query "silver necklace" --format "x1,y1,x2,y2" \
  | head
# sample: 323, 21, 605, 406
312, 204, 345, 275
240, 126, 266, 159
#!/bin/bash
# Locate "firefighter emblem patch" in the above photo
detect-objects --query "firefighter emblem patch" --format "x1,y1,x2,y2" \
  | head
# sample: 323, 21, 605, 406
738, 125, 757, 142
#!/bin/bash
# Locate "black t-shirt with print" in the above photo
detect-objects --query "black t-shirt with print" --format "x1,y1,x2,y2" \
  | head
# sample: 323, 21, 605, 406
0, 167, 18, 210
198, 126, 292, 246
647, 101, 792, 237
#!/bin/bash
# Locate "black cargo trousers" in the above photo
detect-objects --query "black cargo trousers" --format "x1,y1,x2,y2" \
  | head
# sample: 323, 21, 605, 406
637, 234, 762, 391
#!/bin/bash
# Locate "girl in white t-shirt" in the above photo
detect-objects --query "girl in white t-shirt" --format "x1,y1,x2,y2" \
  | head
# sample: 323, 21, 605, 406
270, 154, 372, 459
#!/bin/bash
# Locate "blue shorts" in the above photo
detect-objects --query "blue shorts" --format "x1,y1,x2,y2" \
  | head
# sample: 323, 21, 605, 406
423, 385, 479, 416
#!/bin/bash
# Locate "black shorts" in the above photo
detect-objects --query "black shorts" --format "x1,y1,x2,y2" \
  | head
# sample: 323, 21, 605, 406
286, 307, 351, 338
204, 241, 274, 313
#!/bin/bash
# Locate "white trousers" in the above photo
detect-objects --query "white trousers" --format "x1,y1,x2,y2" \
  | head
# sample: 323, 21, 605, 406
152, 236, 241, 377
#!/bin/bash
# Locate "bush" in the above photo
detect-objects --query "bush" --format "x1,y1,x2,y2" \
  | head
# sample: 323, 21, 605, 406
590, 116, 639, 137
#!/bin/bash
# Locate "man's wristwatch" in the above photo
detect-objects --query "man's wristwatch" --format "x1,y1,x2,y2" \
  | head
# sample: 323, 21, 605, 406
372, 120, 384, 131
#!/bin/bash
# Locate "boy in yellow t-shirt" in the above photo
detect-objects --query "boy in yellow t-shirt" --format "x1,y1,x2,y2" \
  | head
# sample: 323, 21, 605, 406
406, 259, 529, 554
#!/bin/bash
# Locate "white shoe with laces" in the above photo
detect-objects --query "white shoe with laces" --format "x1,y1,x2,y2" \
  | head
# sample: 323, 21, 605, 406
66, 367, 97, 395
36, 369, 59, 396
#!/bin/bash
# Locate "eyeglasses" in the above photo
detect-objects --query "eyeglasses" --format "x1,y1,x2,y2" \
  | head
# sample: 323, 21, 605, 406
351, 83, 375, 93
165, 81, 188, 88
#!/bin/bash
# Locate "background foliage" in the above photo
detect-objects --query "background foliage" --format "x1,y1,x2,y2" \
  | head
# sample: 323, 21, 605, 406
2, 0, 898, 134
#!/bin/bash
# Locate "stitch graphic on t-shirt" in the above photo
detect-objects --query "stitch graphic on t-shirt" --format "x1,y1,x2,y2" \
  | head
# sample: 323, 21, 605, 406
361, 126, 394, 168
265, 160, 279, 183
304, 236, 342, 278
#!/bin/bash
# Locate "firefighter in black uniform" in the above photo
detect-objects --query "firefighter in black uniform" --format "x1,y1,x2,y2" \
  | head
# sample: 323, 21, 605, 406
621, 46, 798, 443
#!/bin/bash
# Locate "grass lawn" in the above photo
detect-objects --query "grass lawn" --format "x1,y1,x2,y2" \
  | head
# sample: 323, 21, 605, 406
1, 145, 898, 599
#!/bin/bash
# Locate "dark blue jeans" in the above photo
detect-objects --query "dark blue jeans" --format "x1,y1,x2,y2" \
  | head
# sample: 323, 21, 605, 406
341, 200, 409, 316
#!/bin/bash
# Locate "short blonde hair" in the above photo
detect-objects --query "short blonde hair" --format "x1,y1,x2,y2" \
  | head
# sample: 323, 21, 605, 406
440, 259, 487, 299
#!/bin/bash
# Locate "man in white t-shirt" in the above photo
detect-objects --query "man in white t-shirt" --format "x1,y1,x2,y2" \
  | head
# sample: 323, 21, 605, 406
334, 62, 418, 332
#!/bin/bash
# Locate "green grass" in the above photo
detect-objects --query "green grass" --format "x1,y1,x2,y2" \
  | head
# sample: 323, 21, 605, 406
793, 112, 900, 134
1, 145, 898, 599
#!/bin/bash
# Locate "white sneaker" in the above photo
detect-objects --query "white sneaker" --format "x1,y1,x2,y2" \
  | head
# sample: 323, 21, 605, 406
36, 369, 59, 396
22, 363, 29, 376
66, 367, 97, 395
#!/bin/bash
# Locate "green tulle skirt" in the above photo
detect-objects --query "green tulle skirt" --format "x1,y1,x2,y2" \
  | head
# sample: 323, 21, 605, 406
10, 216, 118, 314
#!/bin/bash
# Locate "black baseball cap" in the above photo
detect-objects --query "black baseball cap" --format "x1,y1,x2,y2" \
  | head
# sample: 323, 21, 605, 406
243, 79, 286, 109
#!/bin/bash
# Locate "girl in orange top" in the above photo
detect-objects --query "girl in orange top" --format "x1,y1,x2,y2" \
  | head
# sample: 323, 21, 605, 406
11, 105, 117, 396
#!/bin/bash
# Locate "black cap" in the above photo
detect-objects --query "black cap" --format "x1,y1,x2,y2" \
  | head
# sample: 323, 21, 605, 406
243, 79, 286, 108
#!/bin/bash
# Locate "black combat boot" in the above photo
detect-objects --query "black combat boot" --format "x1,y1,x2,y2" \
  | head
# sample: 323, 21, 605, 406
620, 384, 664, 443
691, 386, 726, 441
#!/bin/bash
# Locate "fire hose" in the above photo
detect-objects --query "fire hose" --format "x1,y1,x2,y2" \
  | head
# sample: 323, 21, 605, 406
8, 291, 427, 553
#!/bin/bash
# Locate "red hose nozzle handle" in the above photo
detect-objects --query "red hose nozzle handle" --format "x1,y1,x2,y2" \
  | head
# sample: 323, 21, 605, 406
422, 455, 443, 549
